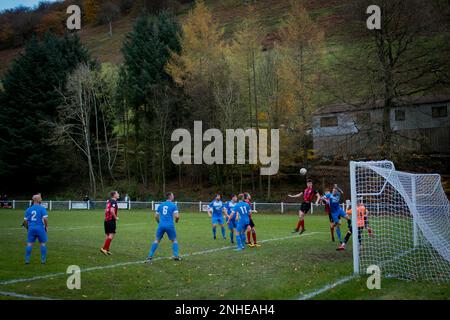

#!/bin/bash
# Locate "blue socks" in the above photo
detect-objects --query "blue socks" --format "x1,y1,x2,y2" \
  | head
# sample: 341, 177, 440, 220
40, 245, 47, 263
25, 245, 32, 263
172, 242, 179, 257
240, 234, 246, 249
212, 227, 216, 239
221, 226, 226, 239
148, 242, 159, 257
336, 227, 342, 243
236, 233, 242, 249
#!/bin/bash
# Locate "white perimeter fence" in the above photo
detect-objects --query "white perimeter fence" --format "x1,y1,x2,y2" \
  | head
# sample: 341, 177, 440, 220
1, 200, 348, 214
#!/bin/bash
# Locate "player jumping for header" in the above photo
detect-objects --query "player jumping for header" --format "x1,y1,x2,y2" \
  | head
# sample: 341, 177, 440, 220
322, 184, 349, 244
23, 194, 48, 264
100, 191, 119, 255
288, 179, 321, 234
322, 188, 335, 242
145, 192, 181, 262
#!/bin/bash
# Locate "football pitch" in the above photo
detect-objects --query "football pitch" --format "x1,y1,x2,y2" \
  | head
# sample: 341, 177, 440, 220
0, 210, 448, 300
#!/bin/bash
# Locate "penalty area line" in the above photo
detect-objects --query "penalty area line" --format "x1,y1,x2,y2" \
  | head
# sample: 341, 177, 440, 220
0, 231, 324, 286
297, 274, 356, 300
0, 290, 56, 300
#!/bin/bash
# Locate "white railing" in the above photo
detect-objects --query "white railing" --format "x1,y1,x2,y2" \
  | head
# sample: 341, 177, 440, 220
1, 199, 348, 214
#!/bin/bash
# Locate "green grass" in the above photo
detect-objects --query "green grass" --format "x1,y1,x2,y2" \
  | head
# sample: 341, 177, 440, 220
0, 209, 448, 300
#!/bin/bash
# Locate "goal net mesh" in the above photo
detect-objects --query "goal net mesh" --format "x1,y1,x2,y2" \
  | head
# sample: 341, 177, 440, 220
351, 160, 450, 281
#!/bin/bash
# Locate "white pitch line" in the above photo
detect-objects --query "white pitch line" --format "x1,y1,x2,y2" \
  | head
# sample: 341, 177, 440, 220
297, 274, 356, 300
1, 223, 145, 235
0, 232, 324, 286
0, 290, 55, 300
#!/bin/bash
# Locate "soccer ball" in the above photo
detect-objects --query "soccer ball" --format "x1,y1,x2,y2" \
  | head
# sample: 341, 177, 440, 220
299, 168, 307, 175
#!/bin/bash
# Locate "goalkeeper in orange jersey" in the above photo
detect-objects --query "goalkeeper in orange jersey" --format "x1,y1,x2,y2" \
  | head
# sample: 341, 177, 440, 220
337, 199, 374, 251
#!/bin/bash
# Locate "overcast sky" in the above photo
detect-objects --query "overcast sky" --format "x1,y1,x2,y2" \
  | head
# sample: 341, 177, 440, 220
0, 0, 60, 12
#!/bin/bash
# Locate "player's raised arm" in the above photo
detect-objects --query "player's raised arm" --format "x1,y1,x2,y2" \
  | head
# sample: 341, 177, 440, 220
334, 184, 344, 194
315, 191, 321, 205
288, 192, 303, 198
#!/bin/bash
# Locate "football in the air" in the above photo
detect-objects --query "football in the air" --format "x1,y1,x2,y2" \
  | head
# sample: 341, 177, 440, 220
300, 168, 307, 175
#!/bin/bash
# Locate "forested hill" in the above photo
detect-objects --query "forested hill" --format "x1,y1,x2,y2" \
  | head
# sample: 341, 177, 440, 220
0, 0, 350, 76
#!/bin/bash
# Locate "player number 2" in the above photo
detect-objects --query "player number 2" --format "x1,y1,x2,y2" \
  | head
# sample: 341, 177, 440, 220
31, 211, 37, 221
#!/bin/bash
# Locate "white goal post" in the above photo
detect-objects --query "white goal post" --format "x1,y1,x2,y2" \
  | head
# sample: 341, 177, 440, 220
350, 160, 450, 281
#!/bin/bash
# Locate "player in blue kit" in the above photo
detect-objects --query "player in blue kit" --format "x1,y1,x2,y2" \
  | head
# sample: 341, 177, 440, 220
322, 185, 349, 244
224, 194, 238, 244
145, 192, 181, 263
208, 194, 226, 240
230, 194, 252, 251
23, 194, 48, 264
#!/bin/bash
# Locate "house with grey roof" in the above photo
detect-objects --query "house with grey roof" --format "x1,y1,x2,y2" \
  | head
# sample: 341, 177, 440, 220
312, 95, 450, 158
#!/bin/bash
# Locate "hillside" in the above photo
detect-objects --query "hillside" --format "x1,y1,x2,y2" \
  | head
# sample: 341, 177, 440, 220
0, 0, 348, 76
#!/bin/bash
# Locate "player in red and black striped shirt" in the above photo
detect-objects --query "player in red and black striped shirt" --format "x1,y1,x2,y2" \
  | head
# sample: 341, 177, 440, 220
100, 191, 120, 255
288, 179, 320, 234
244, 193, 260, 247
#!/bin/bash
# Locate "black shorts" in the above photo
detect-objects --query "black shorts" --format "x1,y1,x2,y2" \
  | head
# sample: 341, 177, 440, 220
300, 202, 311, 214
249, 218, 255, 228
104, 219, 116, 234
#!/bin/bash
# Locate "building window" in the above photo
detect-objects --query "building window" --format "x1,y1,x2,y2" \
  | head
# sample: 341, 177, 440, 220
431, 106, 448, 118
395, 110, 405, 121
320, 116, 338, 127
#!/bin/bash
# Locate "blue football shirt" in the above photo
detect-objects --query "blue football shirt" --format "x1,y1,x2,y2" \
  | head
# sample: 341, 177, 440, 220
24, 204, 48, 228
156, 201, 179, 227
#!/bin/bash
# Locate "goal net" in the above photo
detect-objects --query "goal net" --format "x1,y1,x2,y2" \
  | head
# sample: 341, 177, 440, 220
350, 160, 450, 281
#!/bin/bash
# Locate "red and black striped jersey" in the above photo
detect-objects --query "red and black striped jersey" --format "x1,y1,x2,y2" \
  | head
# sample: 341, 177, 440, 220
105, 199, 118, 221
303, 187, 318, 202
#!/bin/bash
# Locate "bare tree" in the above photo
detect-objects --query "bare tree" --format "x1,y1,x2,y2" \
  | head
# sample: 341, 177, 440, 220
334, 0, 450, 157
98, 1, 120, 37
50, 64, 97, 196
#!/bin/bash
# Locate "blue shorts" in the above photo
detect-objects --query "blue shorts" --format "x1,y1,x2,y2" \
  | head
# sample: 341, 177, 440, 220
212, 216, 224, 225
155, 225, 177, 241
27, 227, 47, 243
236, 221, 250, 233
228, 220, 237, 230
331, 208, 347, 224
